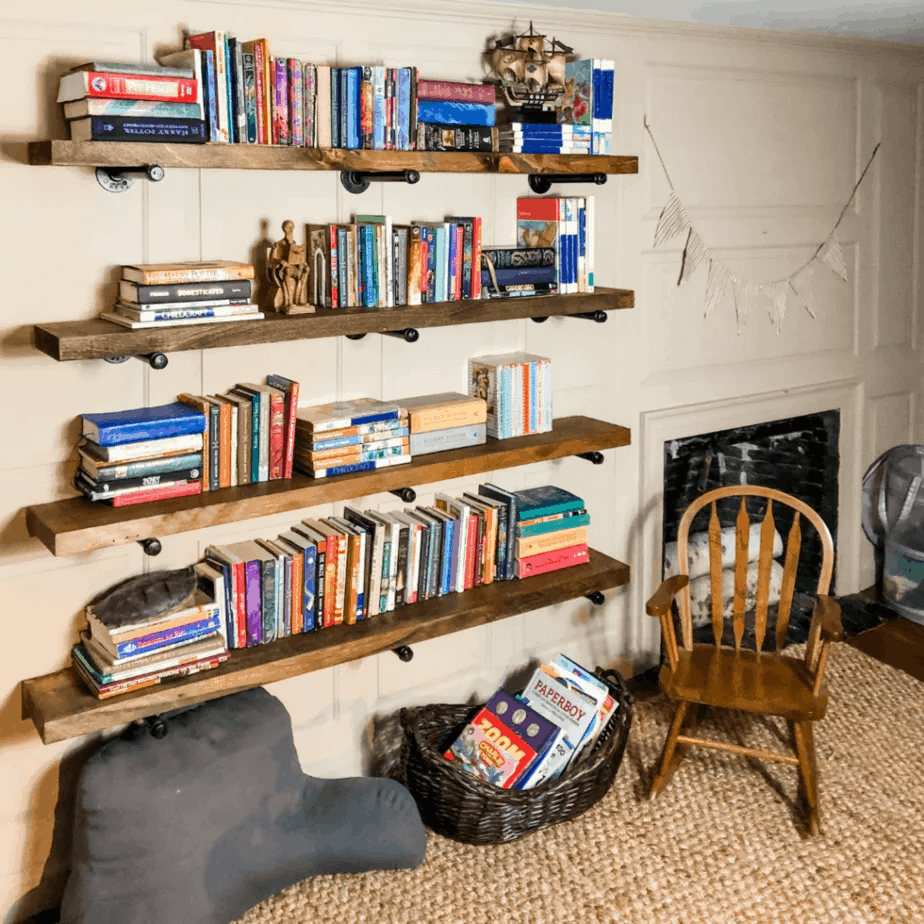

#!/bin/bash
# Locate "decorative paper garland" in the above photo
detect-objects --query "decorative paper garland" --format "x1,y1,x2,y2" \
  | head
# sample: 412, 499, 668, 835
647, 120, 880, 333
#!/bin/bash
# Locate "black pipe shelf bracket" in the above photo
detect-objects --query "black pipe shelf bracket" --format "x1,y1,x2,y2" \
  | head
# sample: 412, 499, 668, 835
345, 329, 418, 342
573, 310, 608, 323
103, 353, 169, 369
96, 164, 165, 193
393, 646, 414, 662
390, 487, 417, 503
527, 172, 608, 195
138, 715, 169, 739
585, 591, 605, 606
138, 538, 162, 557
531, 316, 550, 324
577, 451, 605, 465
340, 169, 420, 195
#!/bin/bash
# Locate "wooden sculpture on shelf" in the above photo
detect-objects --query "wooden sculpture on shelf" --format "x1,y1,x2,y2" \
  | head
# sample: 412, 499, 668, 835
266, 220, 313, 314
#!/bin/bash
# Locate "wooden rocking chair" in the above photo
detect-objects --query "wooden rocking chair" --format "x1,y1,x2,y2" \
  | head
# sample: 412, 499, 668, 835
646, 485, 843, 834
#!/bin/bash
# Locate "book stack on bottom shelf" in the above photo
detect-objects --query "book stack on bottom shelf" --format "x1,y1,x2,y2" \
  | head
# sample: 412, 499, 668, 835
72, 568, 230, 699
77, 401, 207, 506
513, 486, 590, 578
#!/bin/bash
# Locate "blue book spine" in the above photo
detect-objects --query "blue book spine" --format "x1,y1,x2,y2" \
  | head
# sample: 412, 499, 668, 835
434, 226, 447, 303
113, 614, 221, 658
372, 67, 386, 150
225, 40, 236, 143
579, 201, 586, 288
440, 520, 454, 596
416, 100, 496, 127
330, 67, 340, 147
397, 68, 411, 150
502, 142, 587, 154
347, 67, 361, 149
379, 538, 391, 612
506, 126, 591, 138
479, 267, 557, 286
248, 393, 261, 482
317, 460, 378, 478
83, 402, 206, 446
363, 225, 376, 307
339, 68, 349, 151
302, 546, 317, 631
204, 49, 218, 142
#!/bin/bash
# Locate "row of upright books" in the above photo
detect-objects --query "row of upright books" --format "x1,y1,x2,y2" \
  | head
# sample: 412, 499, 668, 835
469, 353, 552, 440
102, 260, 261, 329
446, 653, 618, 789
202, 483, 590, 651
73, 566, 231, 699
516, 196, 595, 294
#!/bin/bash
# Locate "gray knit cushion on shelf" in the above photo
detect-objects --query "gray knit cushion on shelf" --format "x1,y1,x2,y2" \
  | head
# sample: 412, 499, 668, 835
60, 687, 427, 924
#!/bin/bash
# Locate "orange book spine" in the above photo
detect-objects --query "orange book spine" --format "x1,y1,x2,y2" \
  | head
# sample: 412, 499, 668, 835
283, 381, 298, 479
463, 513, 478, 590
323, 536, 338, 627
217, 400, 231, 488
521, 363, 530, 435
290, 552, 303, 634
471, 216, 483, 299
344, 533, 360, 625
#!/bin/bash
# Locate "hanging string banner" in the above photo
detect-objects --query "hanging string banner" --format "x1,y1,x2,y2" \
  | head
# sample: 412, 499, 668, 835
646, 119, 880, 333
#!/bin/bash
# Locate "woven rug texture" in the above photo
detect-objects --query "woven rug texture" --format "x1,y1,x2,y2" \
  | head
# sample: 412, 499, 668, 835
236, 644, 924, 924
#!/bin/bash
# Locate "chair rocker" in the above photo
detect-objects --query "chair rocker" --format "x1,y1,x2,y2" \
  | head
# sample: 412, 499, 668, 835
646, 485, 843, 834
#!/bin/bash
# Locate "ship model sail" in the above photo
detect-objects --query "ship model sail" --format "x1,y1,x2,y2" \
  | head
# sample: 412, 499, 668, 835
488, 22, 573, 117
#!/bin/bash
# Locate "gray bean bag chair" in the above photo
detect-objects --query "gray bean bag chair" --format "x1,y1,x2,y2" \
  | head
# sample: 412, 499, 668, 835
60, 687, 427, 924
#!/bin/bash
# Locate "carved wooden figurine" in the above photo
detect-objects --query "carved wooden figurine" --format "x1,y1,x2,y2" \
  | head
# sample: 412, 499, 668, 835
266, 220, 314, 314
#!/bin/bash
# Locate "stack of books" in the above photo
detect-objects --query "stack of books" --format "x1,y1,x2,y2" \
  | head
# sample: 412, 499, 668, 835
480, 245, 558, 299
304, 213, 483, 309
292, 398, 411, 479
415, 79, 497, 152
557, 58, 614, 155
76, 402, 206, 506
397, 393, 487, 457
445, 652, 618, 789
512, 486, 590, 578
516, 196, 594, 295
101, 261, 261, 330
72, 573, 230, 699
498, 122, 591, 155
468, 353, 552, 440
58, 61, 207, 144
178, 374, 299, 491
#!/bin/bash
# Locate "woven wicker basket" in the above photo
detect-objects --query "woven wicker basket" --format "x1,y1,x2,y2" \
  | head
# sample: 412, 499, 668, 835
397, 668, 633, 845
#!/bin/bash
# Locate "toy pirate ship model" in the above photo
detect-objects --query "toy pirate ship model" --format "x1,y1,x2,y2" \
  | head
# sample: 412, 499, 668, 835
487, 22, 573, 121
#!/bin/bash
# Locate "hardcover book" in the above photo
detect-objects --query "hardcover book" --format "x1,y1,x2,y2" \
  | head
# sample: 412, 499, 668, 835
121, 261, 255, 285
81, 401, 206, 447
70, 116, 207, 143
295, 397, 404, 433
513, 485, 585, 521
416, 79, 495, 105
57, 70, 199, 103
416, 99, 496, 127
393, 392, 487, 434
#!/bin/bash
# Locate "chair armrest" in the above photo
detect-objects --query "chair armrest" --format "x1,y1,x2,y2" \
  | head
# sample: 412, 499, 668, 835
646, 575, 689, 618
811, 594, 843, 642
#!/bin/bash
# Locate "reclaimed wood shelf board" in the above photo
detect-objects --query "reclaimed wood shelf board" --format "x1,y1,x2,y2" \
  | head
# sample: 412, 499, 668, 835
28, 140, 638, 176
22, 549, 630, 744
33, 288, 633, 362
26, 416, 631, 557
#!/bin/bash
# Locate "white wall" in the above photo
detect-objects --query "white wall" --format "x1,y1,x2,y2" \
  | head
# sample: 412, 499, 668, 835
1, 1, 922, 918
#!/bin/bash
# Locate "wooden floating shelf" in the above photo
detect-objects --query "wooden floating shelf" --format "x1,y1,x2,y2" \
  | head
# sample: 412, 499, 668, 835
33, 288, 633, 363
26, 416, 631, 557
22, 549, 630, 745
27, 140, 638, 176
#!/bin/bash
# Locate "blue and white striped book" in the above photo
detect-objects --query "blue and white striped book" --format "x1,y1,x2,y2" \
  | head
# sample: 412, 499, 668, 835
302, 454, 411, 480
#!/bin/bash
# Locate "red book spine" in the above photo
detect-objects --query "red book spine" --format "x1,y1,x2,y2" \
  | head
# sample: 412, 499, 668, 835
329, 225, 339, 308
416, 79, 495, 105
233, 562, 247, 649
471, 216, 483, 299
283, 381, 298, 479
75, 72, 199, 102
268, 392, 286, 480
110, 481, 202, 507
253, 44, 267, 144
516, 196, 561, 221
516, 543, 590, 578
455, 225, 464, 300
419, 235, 429, 302
464, 513, 478, 590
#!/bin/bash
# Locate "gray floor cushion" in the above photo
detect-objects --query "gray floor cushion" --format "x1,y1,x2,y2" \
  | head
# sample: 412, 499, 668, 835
60, 687, 427, 924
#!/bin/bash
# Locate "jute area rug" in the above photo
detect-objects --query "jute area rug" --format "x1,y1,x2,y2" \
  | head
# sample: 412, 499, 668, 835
237, 645, 924, 924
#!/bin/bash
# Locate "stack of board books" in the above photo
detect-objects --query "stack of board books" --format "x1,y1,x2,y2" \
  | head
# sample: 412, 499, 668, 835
516, 196, 594, 295
303, 213, 483, 309
102, 261, 261, 330
77, 402, 206, 506
58, 60, 207, 144
397, 393, 487, 457
293, 398, 411, 479
444, 652, 619, 788
511, 486, 590, 578
468, 353, 552, 439
72, 568, 230, 699
415, 79, 497, 152
194, 481, 589, 645
178, 374, 299, 489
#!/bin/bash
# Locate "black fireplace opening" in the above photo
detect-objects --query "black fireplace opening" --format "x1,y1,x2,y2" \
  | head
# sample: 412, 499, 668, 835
662, 410, 840, 646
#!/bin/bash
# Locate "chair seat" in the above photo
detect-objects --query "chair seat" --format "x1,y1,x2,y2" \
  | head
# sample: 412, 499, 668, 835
660, 645, 828, 720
